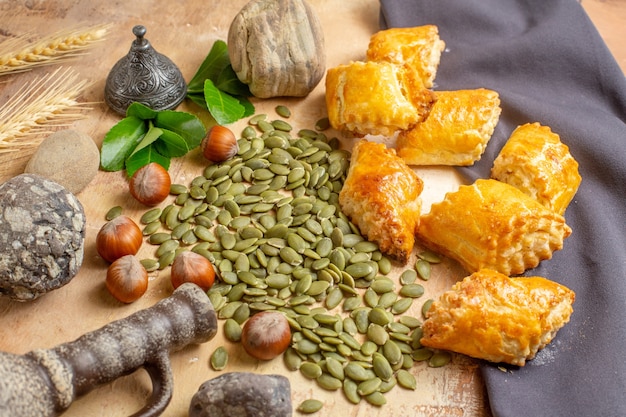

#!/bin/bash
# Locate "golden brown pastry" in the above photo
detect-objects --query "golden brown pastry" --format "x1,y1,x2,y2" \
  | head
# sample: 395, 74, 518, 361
339, 139, 423, 264
416, 179, 572, 275
491, 122, 582, 215
421, 268, 575, 366
366, 25, 446, 89
396, 89, 502, 166
325, 60, 436, 137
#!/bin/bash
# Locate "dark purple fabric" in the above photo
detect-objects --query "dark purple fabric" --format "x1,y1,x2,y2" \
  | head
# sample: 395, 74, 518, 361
379, 1, 626, 416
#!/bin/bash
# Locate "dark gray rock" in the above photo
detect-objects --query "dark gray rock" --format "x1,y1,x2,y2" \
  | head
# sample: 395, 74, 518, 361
0, 174, 86, 301
189, 372, 292, 417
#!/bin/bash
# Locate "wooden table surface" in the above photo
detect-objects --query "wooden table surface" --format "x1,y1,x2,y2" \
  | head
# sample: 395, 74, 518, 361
0, 1, 623, 417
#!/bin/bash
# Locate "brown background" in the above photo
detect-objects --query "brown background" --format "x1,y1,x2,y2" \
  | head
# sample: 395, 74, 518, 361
0, 1, 623, 416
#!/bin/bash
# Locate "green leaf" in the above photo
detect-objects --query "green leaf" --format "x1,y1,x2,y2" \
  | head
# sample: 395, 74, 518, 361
154, 110, 206, 149
126, 102, 159, 120
154, 129, 189, 158
125, 145, 171, 177
187, 40, 231, 94
204, 79, 245, 125
238, 96, 256, 118
216, 64, 251, 97
129, 123, 164, 157
186, 92, 209, 111
100, 116, 148, 171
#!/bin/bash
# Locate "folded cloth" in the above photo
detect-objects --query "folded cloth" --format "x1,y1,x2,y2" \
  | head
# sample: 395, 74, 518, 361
380, 1, 626, 416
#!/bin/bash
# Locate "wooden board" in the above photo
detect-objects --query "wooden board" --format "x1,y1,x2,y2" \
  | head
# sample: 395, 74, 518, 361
0, 1, 622, 416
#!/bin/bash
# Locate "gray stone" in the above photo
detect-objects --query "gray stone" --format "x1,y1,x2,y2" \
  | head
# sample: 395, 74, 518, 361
24, 129, 99, 194
189, 372, 292, 417
0, 174, 86, 301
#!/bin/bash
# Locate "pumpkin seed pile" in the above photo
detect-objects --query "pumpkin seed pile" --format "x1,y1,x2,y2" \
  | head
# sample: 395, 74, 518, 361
133, 108, 451, 408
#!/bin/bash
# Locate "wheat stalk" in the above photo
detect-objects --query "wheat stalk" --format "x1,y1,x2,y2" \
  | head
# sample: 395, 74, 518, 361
0, 24, 110, 75
0, 67, 92, 153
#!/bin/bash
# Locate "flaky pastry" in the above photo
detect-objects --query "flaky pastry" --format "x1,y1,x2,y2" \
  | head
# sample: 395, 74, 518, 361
421, 268, 575, 366
396, 89, 502, 166
416, 179, 572, 275
325, 60, 436, 137
491, 122, 581, 215
339, 140, 423, 264
366, 25, 445, 89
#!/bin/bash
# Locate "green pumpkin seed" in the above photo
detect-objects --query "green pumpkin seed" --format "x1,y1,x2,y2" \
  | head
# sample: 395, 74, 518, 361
418, 250, 442, 263
367, 323, 389, 346
223, 318, 242, 342
411, 347, 433, 362
353, 308, 370, 334
345, 262, 374, 279
342, 363, 368, 382
169, 183, 188, 195
317, 373, 342, 391
396, 369, 417, 390
422, 298, 434, 318
210, 346, 228, 371
416, 259, 431, 280
342, 296, 361, 312
283, 347, 302, 371
399, 316, 422, 329
364, 391, 387, 407
297, 399, 323, 414
391, 298, 413, 315
325, 356, 345, 380
400, 283, 425, 298
377, 291, 398, 309
399, 269, 417, 285
138, 207, 160, 224
370, 277, 395, 294
429, 351, 452, 368
300, 361, 323, 379
372, 352, 394, 381
342, 379, 361, 404
315, 117, 330, 131
368, 307, 391, 326
382, 340, 403, 365
357, 377, 382, 397
140, 258, 159, 272
325, 287, 343, 309
157, 239, 179, 257
148, 232, 170, 245
142, 221, 161, 236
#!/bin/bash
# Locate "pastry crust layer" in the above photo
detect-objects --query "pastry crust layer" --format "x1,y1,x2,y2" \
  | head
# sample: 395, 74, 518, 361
417, 178, 572, 275
325, 61, 435, 137
491, 122, 581, 215
421, 268, 575, 366
396, 89, 502, 166
366, 25, 445, 89
339, 140, 423, 264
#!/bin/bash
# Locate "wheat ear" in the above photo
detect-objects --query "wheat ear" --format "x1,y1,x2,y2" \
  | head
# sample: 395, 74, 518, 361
0, 67, 92, 153
0, 23, 110, 75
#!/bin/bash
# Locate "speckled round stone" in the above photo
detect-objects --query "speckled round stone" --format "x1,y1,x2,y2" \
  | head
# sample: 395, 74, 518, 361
0, 174, 86, 301
24, 129, 100, 194
189, 372, 292, 417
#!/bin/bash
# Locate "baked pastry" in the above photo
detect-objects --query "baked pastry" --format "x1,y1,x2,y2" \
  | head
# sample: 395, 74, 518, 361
491, 122, 582, 215
396, 89, 502, 166
421, 268, 575, 366
339, 139, 423, 264
416, 179, 571, 275
366, 25, 445, 89
325, 60, 436, 137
